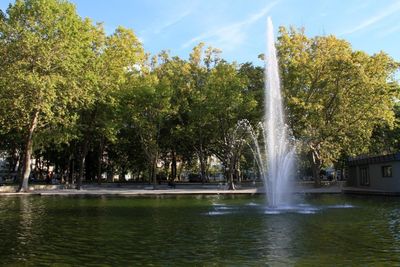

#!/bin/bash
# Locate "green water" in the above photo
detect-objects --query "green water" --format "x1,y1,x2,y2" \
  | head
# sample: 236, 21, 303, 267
0, 194, 399, 266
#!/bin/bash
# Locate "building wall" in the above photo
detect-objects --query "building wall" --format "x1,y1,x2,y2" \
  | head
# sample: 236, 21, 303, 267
351, 161, 400, 192
367, 162, 400, 192
347, 166, 357, 186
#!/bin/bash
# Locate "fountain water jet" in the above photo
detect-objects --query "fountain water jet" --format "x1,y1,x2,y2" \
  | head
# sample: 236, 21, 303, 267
241, 18, 296, 208
264, 17, 296, 207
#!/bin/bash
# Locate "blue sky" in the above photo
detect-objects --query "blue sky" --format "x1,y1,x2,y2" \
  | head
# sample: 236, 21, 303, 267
1, 0, 400, 65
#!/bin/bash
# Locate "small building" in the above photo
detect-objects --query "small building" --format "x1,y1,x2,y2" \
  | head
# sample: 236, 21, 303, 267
344, 153, 400, 195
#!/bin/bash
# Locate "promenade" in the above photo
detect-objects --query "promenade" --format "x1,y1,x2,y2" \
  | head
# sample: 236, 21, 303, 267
0, 182, 343, 196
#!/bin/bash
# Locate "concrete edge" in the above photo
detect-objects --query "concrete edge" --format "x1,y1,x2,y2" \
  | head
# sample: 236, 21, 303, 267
0, 189, 347, 197
342, 189, 400, 196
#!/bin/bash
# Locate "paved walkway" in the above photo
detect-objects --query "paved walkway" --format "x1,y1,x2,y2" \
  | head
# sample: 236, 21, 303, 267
0, 183, 343, 196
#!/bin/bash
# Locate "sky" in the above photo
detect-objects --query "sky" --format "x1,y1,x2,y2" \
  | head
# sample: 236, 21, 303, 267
1, 0, 400, 66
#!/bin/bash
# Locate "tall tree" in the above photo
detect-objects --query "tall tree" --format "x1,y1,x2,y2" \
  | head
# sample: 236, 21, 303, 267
368, 103, 400, 154
156, 54, 193, 181
186, 44, 220, 182
207, 62, 258, 189
74, 26, 145, 189
277, 27, 400, 185
0, 0, 96, 191
121, 64, 174, 186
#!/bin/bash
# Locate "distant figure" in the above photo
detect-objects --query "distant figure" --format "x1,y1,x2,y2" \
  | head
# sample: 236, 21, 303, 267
45, 171, 53, 184
52, 173, 60, 184
168, 180, 176, 189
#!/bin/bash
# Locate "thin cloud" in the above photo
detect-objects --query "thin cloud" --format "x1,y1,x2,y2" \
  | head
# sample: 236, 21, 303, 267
341, 1, 400, 36
181, 1, 280, 50
154, 8, 193, 34
378, 23, 400, 38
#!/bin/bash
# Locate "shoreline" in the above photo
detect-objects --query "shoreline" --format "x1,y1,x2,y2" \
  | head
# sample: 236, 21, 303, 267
0, 182, 343, 196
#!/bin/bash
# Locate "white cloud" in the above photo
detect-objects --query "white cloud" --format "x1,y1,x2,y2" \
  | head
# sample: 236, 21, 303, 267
181, 1, 280, 51
340, 1, 400, 36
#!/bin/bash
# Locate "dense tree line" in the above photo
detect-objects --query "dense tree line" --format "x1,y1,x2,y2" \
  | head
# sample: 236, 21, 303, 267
0, 0, 399, 191
277, 27, 400, 185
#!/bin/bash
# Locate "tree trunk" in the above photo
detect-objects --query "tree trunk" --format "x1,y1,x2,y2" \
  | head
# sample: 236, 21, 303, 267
97, 138, 104, 185
227, 157, 236, 190
152, 154, 158, 187
68, 153, 75, 184
10, 148, 20, 174
17, 111, 39, 192
120, 168, 126, 182
171, 150, 177, 181
198, 146, 207, 184
177, 161, 184, 181
77, 141, 89, 190
77, 156, 84, 190
228, 174, 236, 190
236, 160, 241, 183
309, 149, 322, 187
107, 167, 114, 182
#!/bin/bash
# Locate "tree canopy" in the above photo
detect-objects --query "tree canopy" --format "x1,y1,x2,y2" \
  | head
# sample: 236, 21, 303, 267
277, 27, 400, 183
0, 0, 399, 190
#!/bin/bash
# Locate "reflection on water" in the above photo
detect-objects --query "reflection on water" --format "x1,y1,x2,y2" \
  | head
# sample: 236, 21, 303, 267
16, 197, 34, 262
0, 194, 399, 265
208, 202, 356, 216
1, 197, 47, 264
388, 209, 400, 253
263, 210, 296, 265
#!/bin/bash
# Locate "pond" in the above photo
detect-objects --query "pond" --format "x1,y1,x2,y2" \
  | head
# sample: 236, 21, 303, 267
0, 194, 399, 266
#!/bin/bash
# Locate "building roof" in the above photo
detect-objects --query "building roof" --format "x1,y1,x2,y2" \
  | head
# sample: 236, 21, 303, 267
347, 152, 400, 166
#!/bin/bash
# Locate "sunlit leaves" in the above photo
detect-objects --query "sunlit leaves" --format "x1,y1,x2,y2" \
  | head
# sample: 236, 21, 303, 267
277, 27, 400, 169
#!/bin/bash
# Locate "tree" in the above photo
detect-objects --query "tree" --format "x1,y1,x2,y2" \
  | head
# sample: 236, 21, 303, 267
277, 27, 400, 185
121, 65, 174, 186
368, 103, 400, 154
238, 63, 264, 123
185, 44, 221, 182
206, 62, 258, 189
106, 125, 148, 182
0, 0, 96, 191
156, 54, 193, 181
74, 26, 145, 188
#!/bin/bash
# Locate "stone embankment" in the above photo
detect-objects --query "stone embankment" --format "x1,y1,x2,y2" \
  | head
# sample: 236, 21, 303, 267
0, 182, 343, 196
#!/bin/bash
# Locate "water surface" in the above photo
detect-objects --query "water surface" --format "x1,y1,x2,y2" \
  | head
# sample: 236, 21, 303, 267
0, 194, 399, 266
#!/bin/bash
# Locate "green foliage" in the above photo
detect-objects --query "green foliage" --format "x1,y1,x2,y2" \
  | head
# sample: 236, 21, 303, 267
0, 0, 107, 189
368, 103, 400, 154
0, 0, 96, 141
119, 65, 174, 182
277, 26, 400, 180
1, 0, 399, 187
